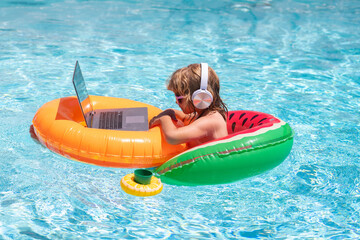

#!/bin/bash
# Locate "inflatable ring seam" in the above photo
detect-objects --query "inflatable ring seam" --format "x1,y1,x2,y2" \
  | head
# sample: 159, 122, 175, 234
156, 129, 293, 175
217, 134, 294, 158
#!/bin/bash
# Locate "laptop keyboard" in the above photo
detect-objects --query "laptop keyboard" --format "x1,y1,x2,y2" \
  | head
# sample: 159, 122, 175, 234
99, 111, 123, 129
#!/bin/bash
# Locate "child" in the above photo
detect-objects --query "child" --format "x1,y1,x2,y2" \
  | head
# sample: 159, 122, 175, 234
149, 63, 228, 148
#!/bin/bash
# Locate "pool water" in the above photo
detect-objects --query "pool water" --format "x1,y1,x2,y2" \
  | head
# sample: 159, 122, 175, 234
1, 0, 359, 238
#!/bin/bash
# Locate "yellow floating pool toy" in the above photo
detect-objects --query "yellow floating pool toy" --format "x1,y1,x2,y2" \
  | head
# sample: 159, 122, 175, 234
121, 170, 163, 197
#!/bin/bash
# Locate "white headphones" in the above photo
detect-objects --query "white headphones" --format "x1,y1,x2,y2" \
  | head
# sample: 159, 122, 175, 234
191, 63, 213, 109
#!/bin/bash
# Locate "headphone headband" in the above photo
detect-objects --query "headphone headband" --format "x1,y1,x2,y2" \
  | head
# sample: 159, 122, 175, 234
200, 63, 208, 90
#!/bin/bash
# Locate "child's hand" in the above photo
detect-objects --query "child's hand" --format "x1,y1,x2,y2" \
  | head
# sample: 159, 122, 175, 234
149, 116, 161, 128
149, 109, 178, 128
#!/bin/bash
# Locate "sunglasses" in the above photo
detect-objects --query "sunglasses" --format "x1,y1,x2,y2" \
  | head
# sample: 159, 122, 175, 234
175, 95, 185, 104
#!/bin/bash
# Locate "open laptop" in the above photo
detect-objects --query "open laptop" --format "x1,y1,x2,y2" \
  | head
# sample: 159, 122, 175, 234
72, 61, 149, 131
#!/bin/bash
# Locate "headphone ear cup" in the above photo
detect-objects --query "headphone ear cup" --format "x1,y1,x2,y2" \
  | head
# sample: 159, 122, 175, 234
192, 89, 213, 109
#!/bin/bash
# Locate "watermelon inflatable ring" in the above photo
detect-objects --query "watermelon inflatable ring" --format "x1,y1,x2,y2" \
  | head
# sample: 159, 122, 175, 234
154, 110, 294, 186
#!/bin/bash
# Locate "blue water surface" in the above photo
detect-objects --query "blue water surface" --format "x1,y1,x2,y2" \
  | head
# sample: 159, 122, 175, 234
0, 0, 359, 239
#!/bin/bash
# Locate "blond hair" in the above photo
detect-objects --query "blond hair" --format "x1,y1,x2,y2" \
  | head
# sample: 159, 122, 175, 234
167, 63, 228, 120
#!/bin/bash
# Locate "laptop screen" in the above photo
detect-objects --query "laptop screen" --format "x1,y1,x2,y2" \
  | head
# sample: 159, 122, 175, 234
72, 61, 93, 127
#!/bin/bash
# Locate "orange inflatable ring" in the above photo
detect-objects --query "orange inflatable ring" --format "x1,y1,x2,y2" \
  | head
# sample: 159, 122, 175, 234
32, 95, 187, 168
120, 173, 163, 197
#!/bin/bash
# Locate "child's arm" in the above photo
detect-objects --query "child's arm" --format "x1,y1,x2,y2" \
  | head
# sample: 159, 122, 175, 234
149, 109, 195, 127
172, 109, 196, 126
150, 114, 210, 145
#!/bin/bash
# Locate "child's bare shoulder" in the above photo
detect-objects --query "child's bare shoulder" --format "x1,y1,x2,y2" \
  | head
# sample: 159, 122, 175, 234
197, 111, 225, 126
208, 111, 225, 120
